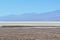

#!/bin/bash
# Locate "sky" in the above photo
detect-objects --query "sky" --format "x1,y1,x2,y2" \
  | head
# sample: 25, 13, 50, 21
0, 0, 60, 16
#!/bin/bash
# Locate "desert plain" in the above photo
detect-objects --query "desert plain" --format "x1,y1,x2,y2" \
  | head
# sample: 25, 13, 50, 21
0, 27, 60, 40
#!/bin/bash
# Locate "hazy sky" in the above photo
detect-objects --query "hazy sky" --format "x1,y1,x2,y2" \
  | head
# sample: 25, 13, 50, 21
0, 0, 60, 16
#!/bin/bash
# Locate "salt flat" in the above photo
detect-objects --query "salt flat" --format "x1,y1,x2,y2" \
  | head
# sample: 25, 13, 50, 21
0, 21, 60, 26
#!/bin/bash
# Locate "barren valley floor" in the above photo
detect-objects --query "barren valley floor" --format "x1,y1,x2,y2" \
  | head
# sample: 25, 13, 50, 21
0, 27, 60, 40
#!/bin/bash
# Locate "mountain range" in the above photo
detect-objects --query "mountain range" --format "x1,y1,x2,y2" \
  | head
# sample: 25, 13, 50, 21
0, 10, 60, 21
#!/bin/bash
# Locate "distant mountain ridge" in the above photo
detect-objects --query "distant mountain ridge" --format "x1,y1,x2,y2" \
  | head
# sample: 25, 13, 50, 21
0, 10, 60, 21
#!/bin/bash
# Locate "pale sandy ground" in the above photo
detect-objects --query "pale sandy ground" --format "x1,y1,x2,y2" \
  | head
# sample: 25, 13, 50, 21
0, 27, 60, 40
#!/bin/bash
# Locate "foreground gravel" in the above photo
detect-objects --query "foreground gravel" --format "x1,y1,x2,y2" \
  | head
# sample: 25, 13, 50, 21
0, 27, 60, 40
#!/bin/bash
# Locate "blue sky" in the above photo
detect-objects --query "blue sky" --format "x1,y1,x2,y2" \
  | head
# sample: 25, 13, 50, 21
0, 0, 60, 16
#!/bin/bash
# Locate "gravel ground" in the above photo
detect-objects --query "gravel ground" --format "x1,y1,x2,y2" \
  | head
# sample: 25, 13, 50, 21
0, 27, 60, 40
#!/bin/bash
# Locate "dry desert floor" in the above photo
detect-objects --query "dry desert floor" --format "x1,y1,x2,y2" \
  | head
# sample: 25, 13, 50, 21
0, 27, 60, 40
